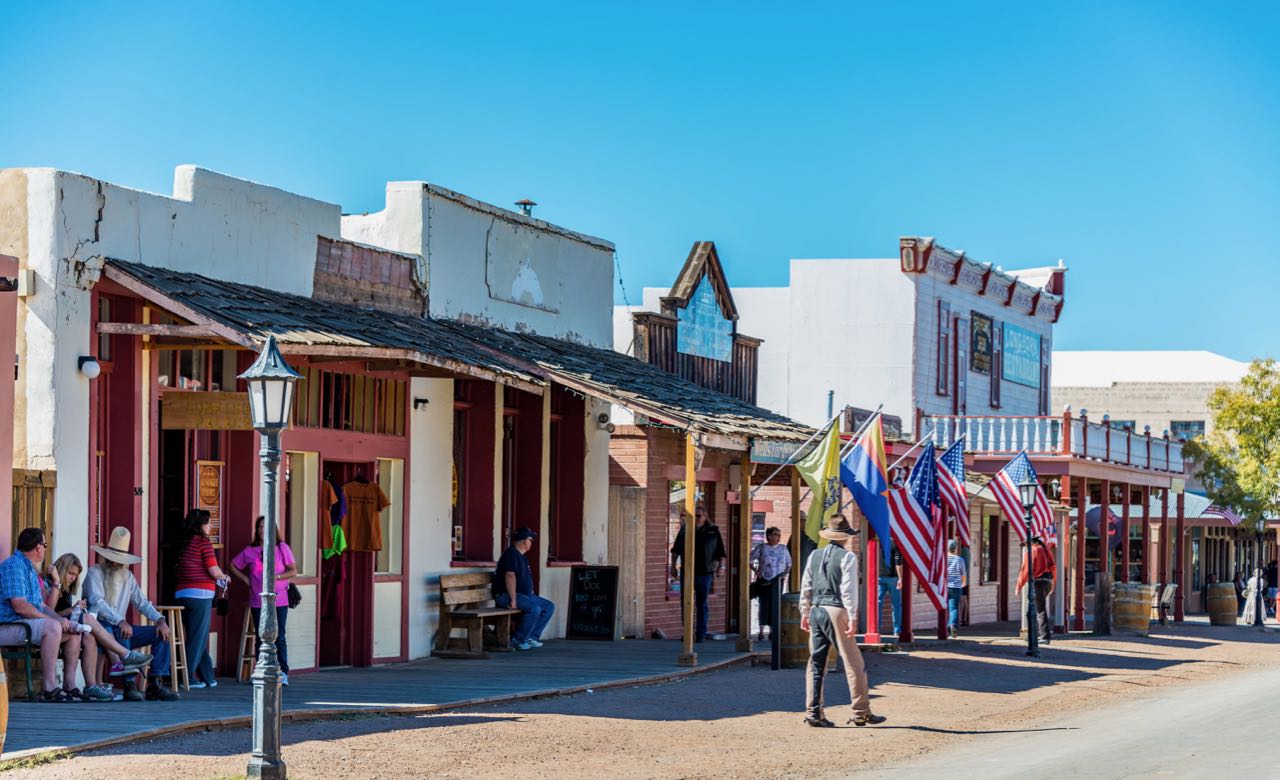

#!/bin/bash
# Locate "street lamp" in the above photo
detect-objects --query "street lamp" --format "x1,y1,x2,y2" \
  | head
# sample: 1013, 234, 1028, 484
1017, 476, 1042, 658
240, 334, 301, 780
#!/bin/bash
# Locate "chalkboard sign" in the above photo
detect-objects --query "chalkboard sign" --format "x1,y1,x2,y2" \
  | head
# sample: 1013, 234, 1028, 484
566, 565, 619, 640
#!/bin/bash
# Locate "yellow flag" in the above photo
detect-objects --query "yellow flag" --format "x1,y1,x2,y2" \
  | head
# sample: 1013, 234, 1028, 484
795, 422, 842, 545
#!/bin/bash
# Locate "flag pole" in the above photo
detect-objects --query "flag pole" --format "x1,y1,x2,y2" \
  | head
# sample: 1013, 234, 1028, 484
751, 403, 882, 496
835, 404, 886, 460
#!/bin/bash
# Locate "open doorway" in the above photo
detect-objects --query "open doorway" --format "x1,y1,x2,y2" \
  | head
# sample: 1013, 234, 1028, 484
319, 459, 376, 667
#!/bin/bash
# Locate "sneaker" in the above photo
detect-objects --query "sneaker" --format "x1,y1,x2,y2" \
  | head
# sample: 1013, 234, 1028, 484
948, 626, 958, 639
107, 662, 130, 677
514, 640, 534, 651
850, 713, 887, 727
280, 673, 289, 686
207, 679, 218, 688
189, 681, 208, 689
145, 682, 181, 702
83, 685, 115, 702
526, 638, 543, 648
120, 651, 152, 671
804, 716, 835, 728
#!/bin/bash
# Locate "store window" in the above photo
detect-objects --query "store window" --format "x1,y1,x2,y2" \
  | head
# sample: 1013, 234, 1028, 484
293, 367, 406, 435
376, 457, 404, 574
285, 451, 319, 577
981, 515, 999, 584
452, 380, 496, 562
548, 387, 585, 562
1170, 420, 1205, 442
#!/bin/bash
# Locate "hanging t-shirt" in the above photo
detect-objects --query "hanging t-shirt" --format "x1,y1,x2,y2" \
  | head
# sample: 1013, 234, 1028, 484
343, 479, 391, 552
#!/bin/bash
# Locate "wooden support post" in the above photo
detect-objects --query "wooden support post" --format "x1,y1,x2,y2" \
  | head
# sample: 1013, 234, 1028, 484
1159, 488, 1170, 589
736, 456, 753, 652
865, 538, 881, 644
1141, 485, 1151, 585
1099, 478, 1112, 582
1175, 491, 1186, 622
789, 468, 802, 593
678, 433, 698, 667
1121, 484, 1131, 583
899, 566, 913, 643
1073, 477, 1087, 631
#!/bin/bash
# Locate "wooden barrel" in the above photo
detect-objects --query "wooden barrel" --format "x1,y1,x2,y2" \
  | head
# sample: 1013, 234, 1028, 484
781, 594, 808, 668
1206, 582, 1238, 626
1113, 583, 1154, 635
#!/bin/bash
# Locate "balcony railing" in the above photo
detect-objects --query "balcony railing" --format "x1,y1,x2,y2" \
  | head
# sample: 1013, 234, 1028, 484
922, 409, 1185, 474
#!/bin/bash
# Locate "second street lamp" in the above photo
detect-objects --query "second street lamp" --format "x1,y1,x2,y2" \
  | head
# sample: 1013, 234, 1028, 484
240, 334, 301, 780
1016, 476, 1042, 658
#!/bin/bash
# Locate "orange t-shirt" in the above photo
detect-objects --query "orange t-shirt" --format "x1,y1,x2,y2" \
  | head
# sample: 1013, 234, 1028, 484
343, 480, 391, 552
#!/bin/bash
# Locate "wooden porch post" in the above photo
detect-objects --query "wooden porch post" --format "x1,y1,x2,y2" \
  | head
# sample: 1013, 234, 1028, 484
1099, 478, 1112, 581
736, 456, 753, 652
1120, 484, 1131, 583
1158, 488, 1170, 587
899, 565, 913, 643
1175, 491, 1186, 622
1141, 485, 1152, 585
789, 468, 802, 593
678, 433, 698, 667
1073, 477, 1087, 631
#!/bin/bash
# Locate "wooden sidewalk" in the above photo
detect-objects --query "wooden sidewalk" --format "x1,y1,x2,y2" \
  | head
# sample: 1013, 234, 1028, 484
3, 639, 747, 759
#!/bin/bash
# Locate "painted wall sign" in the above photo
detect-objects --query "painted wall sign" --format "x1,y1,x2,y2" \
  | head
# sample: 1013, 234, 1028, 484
971, 312, 993, 375
161, 391, 255, 430
196, 460, 224, 546
1002, 322, 1041, 388
485, 220, 562, 313
676, 278, 733, 362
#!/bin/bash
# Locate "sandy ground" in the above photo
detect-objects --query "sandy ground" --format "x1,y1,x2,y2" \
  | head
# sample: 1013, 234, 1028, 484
6, 622, 1276, 780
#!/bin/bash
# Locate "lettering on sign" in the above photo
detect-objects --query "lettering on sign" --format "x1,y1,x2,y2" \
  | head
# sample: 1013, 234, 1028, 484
970, 312, 993, 375
196, 460, 224, 546
161, 391, 255, 431
566, 565, 619, 640
1002, 322, 1041, 388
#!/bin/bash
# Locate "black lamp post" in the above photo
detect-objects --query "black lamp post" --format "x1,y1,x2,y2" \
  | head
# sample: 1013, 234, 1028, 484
240, 335, 301, 780
1017, 476, 1042, 658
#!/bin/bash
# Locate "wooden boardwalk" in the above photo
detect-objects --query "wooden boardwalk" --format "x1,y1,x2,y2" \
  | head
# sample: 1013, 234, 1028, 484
3, 639, 745, 758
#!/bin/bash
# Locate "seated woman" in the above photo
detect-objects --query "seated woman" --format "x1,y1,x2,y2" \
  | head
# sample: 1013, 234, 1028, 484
44, 552, 153, 701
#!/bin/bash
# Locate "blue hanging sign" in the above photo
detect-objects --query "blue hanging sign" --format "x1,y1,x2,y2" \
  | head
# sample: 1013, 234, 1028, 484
1002, 323, 1041, 388
677, 279, 733, 362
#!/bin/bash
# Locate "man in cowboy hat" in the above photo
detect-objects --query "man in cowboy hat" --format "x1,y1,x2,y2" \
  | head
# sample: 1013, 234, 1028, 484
799, 514, 885, 728
83, 526, 179, 701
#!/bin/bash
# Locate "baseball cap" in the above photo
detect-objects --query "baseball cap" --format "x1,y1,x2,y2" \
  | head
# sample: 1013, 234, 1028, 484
512, 527, 538, 541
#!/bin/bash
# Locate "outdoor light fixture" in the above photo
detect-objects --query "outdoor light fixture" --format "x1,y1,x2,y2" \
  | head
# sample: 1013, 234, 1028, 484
1016, 475, 1042, 658
1017, 476, 1038, 512
239, 334, 300, 780
597, 412, 616, 433
78, 355, 101, 380
413, 396, 430, 410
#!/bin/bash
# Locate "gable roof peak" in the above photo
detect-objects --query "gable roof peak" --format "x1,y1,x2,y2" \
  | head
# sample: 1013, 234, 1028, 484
665, 240, 738, 321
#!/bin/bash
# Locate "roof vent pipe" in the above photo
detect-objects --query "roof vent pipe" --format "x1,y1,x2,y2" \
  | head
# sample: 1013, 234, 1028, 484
515, 199, 537, 217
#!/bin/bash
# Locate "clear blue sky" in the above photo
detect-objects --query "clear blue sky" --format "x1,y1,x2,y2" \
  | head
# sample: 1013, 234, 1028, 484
3, 2, 1277, 360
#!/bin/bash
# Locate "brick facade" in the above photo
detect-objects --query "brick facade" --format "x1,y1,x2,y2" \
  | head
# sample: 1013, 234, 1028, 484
313, 236, 427, 317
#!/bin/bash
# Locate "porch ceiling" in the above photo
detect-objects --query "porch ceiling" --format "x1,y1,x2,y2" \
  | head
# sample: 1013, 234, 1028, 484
103, 261, 543, 393
442, 320, 815, 444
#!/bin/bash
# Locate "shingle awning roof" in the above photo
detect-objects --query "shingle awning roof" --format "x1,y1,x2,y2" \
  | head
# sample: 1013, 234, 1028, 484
442, 321, 814, 444
103, 261, 542, 392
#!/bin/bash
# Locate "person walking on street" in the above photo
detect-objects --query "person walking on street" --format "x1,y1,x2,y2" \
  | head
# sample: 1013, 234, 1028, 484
670, 506, 727, 643
750, 527, 791, 641
946, 540, 967, 639
877, 543, 904, 638
1016, 537, 1056, 643
800, 515, 885, 728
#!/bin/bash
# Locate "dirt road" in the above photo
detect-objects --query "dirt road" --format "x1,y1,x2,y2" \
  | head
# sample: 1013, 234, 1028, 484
7, 623, 1275, 779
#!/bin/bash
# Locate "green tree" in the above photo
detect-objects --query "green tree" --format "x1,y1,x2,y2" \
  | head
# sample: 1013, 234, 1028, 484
1182, 358, 1280, 531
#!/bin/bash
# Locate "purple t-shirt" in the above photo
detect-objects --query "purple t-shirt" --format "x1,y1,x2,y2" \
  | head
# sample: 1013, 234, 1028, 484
232, 542, 295, 608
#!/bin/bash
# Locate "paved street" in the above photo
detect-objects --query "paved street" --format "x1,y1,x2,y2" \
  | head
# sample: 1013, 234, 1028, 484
857, 661, 1280, 779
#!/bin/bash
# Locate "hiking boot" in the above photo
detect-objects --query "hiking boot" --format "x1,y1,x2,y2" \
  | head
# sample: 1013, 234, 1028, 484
146, 681, 180, 702
850, 713, 887, 727
121, 681, 144, 702
120, 650, 152, 671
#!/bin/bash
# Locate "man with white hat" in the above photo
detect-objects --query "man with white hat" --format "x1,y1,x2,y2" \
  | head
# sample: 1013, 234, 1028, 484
83, 526, 179, 702
800, 514, 886, 728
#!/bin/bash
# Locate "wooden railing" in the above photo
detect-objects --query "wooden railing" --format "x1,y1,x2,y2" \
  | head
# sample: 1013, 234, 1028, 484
922, 409, 1185, 474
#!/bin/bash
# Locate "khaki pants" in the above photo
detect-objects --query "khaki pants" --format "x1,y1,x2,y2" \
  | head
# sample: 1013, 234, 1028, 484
805, 605, 870, 719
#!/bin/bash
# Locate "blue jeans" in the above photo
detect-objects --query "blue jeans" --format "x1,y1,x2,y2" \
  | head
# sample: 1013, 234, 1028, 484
251, 606, 290, 673
694, 574, 713, 640
947, 587, 963, 628
176, 597, 216, 684
112, 623, 171, 679
877, 576, 902, 635
495, 593, 555, 643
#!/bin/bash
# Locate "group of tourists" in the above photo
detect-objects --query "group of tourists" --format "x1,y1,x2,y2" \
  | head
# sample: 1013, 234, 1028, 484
0, 510, 295, 703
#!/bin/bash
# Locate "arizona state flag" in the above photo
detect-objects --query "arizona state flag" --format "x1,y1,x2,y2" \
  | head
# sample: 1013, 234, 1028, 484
796, 421, 842, 545
840, 414, 893, 566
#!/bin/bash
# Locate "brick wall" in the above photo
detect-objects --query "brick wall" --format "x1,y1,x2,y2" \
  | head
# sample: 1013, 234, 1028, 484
313, 236, 426, 317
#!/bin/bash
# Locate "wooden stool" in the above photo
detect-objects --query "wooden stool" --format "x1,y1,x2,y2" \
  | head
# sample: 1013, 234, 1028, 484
238, 610, 258, 683
154, 606, 190, 691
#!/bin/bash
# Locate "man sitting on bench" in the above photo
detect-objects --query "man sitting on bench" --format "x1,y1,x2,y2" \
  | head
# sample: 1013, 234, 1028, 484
0, 527, 84, 702
493, 528, 554, 651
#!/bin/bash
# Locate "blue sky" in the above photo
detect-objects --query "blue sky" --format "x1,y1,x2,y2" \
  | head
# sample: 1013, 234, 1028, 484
2, 2, 1277, 360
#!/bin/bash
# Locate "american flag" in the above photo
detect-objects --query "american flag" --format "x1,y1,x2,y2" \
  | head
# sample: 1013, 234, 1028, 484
937, 440, 969, 546
1204, 505, 1243, 526
887, 445, 946, 611
990, 451, 1055, 543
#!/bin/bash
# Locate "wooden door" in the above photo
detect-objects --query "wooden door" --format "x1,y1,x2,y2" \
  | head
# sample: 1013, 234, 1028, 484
607, 485, 646, 638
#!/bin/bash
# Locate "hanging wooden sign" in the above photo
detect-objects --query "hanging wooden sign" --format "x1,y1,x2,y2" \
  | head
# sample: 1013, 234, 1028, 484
196, 460, 225, 546
161, 391, 254, 431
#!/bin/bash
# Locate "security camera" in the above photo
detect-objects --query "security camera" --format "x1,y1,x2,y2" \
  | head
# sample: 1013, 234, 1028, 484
597, 413, 615, 433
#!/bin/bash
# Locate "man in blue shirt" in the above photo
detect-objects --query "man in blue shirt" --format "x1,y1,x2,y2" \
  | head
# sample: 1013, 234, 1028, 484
0, 527, 84, 701
493, 528, 554, 651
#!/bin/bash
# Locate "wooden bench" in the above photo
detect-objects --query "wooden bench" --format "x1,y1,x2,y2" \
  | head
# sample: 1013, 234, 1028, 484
0, 621, 38, 701
433, 573, 522, 659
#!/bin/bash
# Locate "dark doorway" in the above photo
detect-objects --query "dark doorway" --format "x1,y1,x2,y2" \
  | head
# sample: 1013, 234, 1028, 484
319, 459, 375, 667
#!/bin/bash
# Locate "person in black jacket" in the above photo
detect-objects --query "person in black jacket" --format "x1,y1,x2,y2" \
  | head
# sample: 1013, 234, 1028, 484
670, 506, 727, 642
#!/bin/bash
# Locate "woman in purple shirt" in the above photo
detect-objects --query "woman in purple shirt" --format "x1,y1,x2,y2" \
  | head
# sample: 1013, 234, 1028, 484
231, 516, 298, 685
